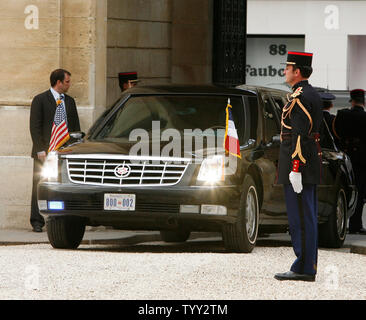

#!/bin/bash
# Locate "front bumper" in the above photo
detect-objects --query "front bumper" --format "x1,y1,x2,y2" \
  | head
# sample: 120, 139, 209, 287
38, 182, 240, 231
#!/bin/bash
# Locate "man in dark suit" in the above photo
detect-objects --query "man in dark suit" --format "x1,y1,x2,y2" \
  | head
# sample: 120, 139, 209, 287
333, 89, 366, 234
275, 51, 323, 282
29, 69, 80, 232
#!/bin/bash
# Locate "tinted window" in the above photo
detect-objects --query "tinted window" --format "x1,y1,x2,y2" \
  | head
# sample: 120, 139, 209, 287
320, 118, 336, 150
94, 95, 246, 145
247, 96, 259, 140
263, 95, 280, 142
272, 96, 286, 118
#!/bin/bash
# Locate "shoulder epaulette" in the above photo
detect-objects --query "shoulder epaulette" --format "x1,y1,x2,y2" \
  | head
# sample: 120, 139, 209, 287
291, 87, 303, 98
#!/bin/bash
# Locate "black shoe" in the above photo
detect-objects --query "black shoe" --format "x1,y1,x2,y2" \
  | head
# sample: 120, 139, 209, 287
32, 225, 43, 233
349, 228, 366, 235
274, 271, 315, 282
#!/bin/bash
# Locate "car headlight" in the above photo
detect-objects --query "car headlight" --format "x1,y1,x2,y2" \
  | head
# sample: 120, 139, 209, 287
41, 152, 59, 181
197, 155, 225, 183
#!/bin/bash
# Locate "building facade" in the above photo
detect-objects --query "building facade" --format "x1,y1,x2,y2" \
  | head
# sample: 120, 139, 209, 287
246, 0, 366, 94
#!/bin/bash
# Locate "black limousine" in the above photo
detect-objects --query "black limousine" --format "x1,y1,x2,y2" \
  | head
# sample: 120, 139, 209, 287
38, 85, 357, 252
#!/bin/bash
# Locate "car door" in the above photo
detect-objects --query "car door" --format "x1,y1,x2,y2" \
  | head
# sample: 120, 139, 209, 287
257, 92, 287, 222
318, 116, 343, 218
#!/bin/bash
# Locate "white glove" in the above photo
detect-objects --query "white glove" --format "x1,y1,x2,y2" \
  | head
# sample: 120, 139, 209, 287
289, 171, 302, 193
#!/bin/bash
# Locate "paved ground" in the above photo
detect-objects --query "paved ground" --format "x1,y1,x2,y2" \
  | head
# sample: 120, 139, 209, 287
1, 227, 366, 300
0, 227, 366, 255
0, 236, 365, 300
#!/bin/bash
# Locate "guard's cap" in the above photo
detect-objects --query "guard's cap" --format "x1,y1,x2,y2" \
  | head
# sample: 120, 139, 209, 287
118, 72, 139, 90
319, 92, 336, 109
284, 51, 313, 67
349, 89, 365, 103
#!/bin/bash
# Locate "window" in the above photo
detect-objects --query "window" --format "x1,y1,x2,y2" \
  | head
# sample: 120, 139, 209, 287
94, 95, 246, 146
246, 96, 259, 140
272, 96, 286, 118
262, 95, 280, 142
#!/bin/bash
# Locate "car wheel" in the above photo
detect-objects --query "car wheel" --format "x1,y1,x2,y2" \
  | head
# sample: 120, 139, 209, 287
222, 175, 259, 253
160, 229, 191, 243
46, 216, 86, 249
319, 187, 347, 248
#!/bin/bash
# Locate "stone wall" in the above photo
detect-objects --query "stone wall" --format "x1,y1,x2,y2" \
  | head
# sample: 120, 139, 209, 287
0, 0, 61, 106
0, 0, 214, 229
0, 0, 102, 229
106, 0, 172, 106
171, 0, 213, 84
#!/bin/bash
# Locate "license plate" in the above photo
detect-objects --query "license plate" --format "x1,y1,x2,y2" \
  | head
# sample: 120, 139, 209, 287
104, 194, 136, 211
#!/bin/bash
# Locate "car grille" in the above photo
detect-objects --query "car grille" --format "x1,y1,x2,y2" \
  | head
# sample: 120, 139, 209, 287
64, 199, 180, 213
66, 155, 190, 186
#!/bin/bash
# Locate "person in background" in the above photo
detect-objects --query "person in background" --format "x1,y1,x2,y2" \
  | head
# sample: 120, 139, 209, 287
333, 89, 366, 234
118, 72, 139, 92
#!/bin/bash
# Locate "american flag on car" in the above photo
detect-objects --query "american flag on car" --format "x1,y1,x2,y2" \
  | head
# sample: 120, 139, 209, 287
48, 96, 69, 152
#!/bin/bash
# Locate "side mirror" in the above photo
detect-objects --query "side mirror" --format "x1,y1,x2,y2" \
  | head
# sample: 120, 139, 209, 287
272, 134, 281, 144
267, 134, 281, 147
69, 131, 85, 140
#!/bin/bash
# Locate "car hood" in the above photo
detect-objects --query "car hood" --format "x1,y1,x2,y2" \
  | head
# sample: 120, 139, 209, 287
58, 140, 225, 160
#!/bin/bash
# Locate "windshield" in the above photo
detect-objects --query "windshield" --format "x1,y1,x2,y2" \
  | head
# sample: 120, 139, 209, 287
93, 95, 245, 145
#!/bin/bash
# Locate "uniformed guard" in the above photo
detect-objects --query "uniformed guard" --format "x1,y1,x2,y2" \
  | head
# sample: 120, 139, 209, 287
118, 71, 139, 92
275, 51, 323, 282
319, 92, 338, 149
333, 89, 366, 234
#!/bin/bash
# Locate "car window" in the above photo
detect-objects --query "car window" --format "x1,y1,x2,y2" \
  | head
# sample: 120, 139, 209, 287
262, 95, 280, 142
94, 95, 246, 146
246, 96, 258, 140
320, 118, 337, 150
271, 96, 286, 118
87, 98, 122, 136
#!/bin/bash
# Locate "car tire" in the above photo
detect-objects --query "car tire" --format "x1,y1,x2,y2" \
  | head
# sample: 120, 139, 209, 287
160, 229, 191, 243
46, 216, 86, 249
222, 175, 259, 253
318, 187, 347, 248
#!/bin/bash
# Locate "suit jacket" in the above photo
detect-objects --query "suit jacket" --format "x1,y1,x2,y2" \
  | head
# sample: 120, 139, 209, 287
30, 89, 80, 158
333, 106, 366, 166
277, 80, 323, 185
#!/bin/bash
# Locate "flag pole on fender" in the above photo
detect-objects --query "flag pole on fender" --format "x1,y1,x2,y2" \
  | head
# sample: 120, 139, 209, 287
223, 98, 241, 159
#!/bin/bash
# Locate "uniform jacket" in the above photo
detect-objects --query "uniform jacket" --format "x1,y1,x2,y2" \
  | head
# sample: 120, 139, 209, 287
277, 80, 323, 185
30, 89, 80, 158
333, 106, 366, 166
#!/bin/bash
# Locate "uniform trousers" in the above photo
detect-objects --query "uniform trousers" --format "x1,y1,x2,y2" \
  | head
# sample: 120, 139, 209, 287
284, 184, 318, 276
30, 158, 45, 228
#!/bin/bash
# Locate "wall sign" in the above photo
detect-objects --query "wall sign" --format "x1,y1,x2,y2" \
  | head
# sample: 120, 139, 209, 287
246, 36, 304, 90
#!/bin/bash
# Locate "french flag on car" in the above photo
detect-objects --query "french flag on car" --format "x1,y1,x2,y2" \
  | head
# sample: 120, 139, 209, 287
224, 98, 241, 159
